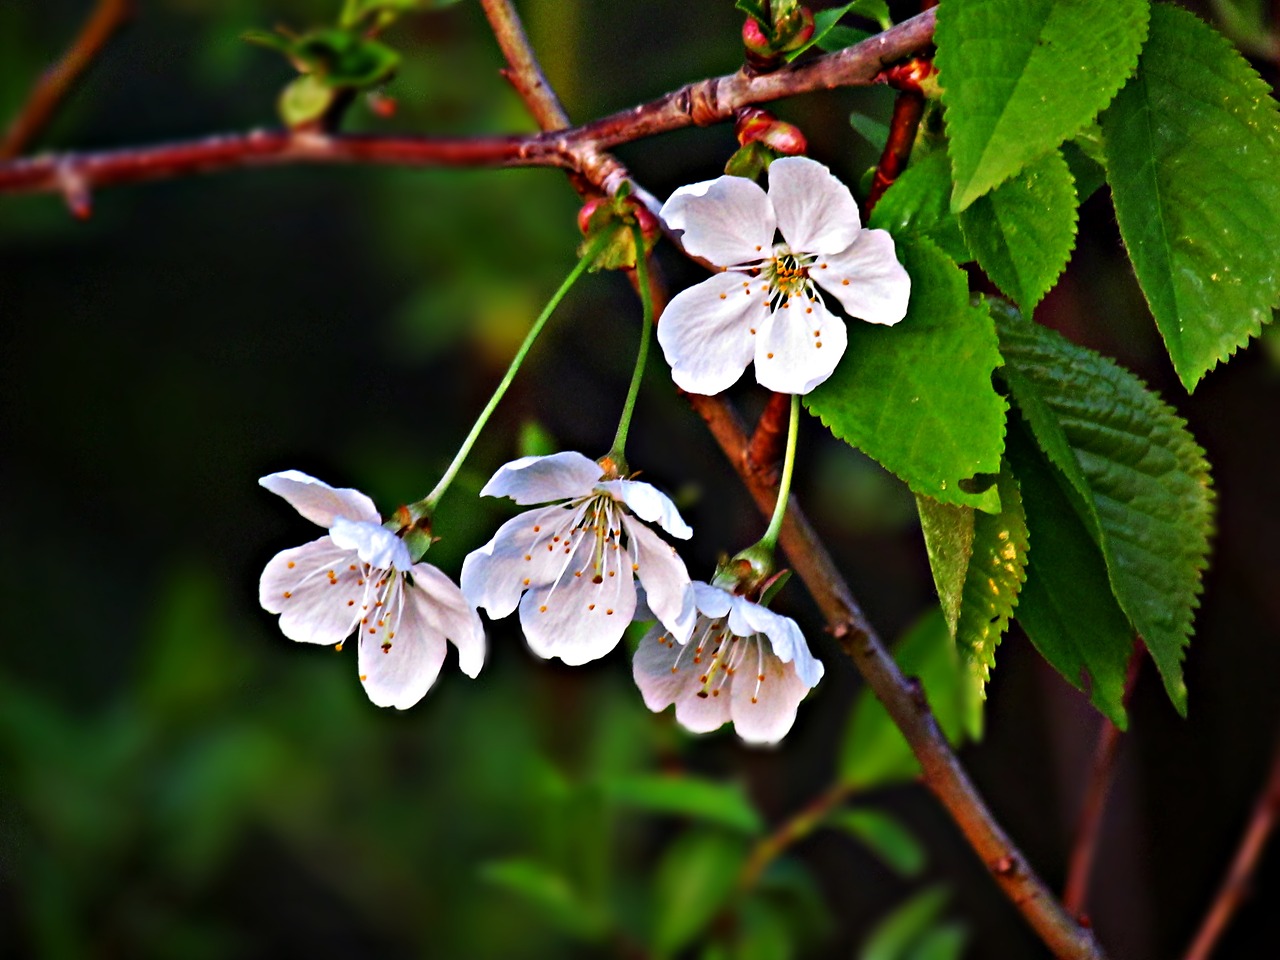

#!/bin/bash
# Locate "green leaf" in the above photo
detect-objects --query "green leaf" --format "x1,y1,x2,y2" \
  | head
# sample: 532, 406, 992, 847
935, 0, 1149, 210
807, 239, 1006, 512
849, 112, 891, 153
828, 809, 926, 877
1006, 421, 1134, 726
869, 150, 970, 264
908, 927, 969, 960
294, 30, 400, 87
996, 301, 1214, 714
789, 2, 877, 59
1208, 0, 1278, 59
480, 859, 610, 941
1061, 138, 1106, 203
917, 465, 1028, 731
840, 610, 981, 788
959, 150, 1078, 312
859, 887, 954, 960
651, 831, 748, 957
599, 775, 763, 835
1101, 3, 1280, 389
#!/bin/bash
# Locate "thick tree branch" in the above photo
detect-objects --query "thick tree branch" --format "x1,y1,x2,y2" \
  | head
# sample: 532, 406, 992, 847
0, 8, 935, 200
1184, 732, 1280, 960
1, 0, 134, 160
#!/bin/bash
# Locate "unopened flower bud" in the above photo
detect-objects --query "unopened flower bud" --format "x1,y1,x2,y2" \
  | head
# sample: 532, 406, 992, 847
735, 108, 808, 156
577, 197, 608, 236
773, 6, 815, 52
742, 17, 773, 57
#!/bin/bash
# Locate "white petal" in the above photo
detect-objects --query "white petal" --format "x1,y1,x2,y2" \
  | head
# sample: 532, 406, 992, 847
461, 504, 581, 619
518, 530, 637, 665
730, 599, 825, 688
410, 562, 487, 678
599, 479, 692, 540
692, 582, 734, 620
624, 515, 696, 644
259, 470, 381, 527
632, 623, 695, 711
330, 517, 412, 571
729, 645, 813, 744
658, 272, 764, 396
768, 157, 863, 256
479, 451, 602, 504
259, 537, 364, 645
754, 299, 848, 395
356, 578, 448, 710
815, 229, 911, 326
660, 176, 776, 267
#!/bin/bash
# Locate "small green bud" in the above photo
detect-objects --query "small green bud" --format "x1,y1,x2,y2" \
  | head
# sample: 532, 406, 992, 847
576, 191, 661, 271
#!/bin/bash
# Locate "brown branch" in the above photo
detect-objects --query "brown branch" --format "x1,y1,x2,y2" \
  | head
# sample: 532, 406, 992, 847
0, 8, 936, 201
1063, 645, 1144, 917
1, 0, 135, 160
739, 782, 853, 890
1184, 732, 1280, 960
746, 391, 793, 480
479, 0, 571, 131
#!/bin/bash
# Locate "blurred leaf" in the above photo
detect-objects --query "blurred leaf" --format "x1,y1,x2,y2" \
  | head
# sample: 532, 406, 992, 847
732, 897, 796, 960
828, 809, 926, 877
859, 887, 961, 960
295, 29, 400, 86
341, 0, 467, 29
789, 2, 877, 59
1209, 0, 1279, 57
480, 858, 610, 941
807, 239, 1006, 513
818, 25, 874, 51
917, 465, 1028, 732
869, 150, 970, 264
601, 775, 764, 835
518, 420, 559, 458
849, 112, 891, 153
959, 150, 1078, 313
935, 0, 1148, 210
279, 74, 336, 127
1005, 421, 1134, 727
651, 831, 749, 957
840, 610, 981, 788
1101, 4, 1280, 390
996, 300, 1214, 715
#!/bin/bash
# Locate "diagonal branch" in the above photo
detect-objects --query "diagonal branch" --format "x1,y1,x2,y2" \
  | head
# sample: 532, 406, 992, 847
1, 0, 135, 160
478, 4, 1104, 958
0, 9, 935, 200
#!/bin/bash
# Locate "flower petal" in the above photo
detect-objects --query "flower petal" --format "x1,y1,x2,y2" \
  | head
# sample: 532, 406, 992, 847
754, 299, 848, 394
815, 229, 911, 326
728, 646, 813, 744
410, 561, 486, 678
330, 517, 412, 571
357, 579, 448, 710
624, 515, 696, 644
260, 536, 364, 645
259, 470, 380, 527
632, 623, 693, 711
729, 598, 825, 688
768, 157, 864, 255
599, 479, 692, 540
692, 581, 734, 620
657, 272, 763, 396
479, 451, 602, 504
461, 504, 581, 619
661, 176, 776, 267
518, 530, 637, 665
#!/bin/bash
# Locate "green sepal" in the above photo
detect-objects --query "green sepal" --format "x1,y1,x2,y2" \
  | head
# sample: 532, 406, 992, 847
278, 75, 336, 128
724, 141, 773, 180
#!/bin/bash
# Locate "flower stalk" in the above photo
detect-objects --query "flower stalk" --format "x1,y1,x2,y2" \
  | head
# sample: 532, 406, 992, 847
605, 227, 655, 473
758, 392, 799, 556
411, 230, 614, 524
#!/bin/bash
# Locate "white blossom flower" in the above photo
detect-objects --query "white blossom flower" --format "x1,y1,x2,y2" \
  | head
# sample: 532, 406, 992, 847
658, 155, 910, 395
258, 470, 485, 709
632, 581, 824, 744
461, 451, 697, 665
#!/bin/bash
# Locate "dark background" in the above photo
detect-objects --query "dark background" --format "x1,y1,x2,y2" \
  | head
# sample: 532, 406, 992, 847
2, 1, 1278, 957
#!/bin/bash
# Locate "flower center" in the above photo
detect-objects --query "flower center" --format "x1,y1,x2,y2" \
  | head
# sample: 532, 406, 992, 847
670, 617, 768, 703
761, 244, 816, 308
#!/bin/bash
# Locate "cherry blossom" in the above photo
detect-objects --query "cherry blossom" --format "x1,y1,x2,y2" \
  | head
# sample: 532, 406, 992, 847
258, 470, 484, 709
658, 155, 910, 395
632, 581, 824, 744
461, 451, 696, 665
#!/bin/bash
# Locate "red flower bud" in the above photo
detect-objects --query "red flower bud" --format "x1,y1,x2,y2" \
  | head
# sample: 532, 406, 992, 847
741, 17, 773, 57
577, 197, 608, 236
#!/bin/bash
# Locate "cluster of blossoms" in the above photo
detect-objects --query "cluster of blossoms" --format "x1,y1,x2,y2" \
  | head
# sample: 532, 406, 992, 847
259, 157, 908, 744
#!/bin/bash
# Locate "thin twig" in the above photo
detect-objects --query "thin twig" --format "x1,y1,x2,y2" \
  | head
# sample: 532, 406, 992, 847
1063, 645, 1144, 917
1, 0, 135, 159
0, 9, 936, 200
738, 782, 853, 890
1184, 733, 1280, 960
478, 0, 571, 131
